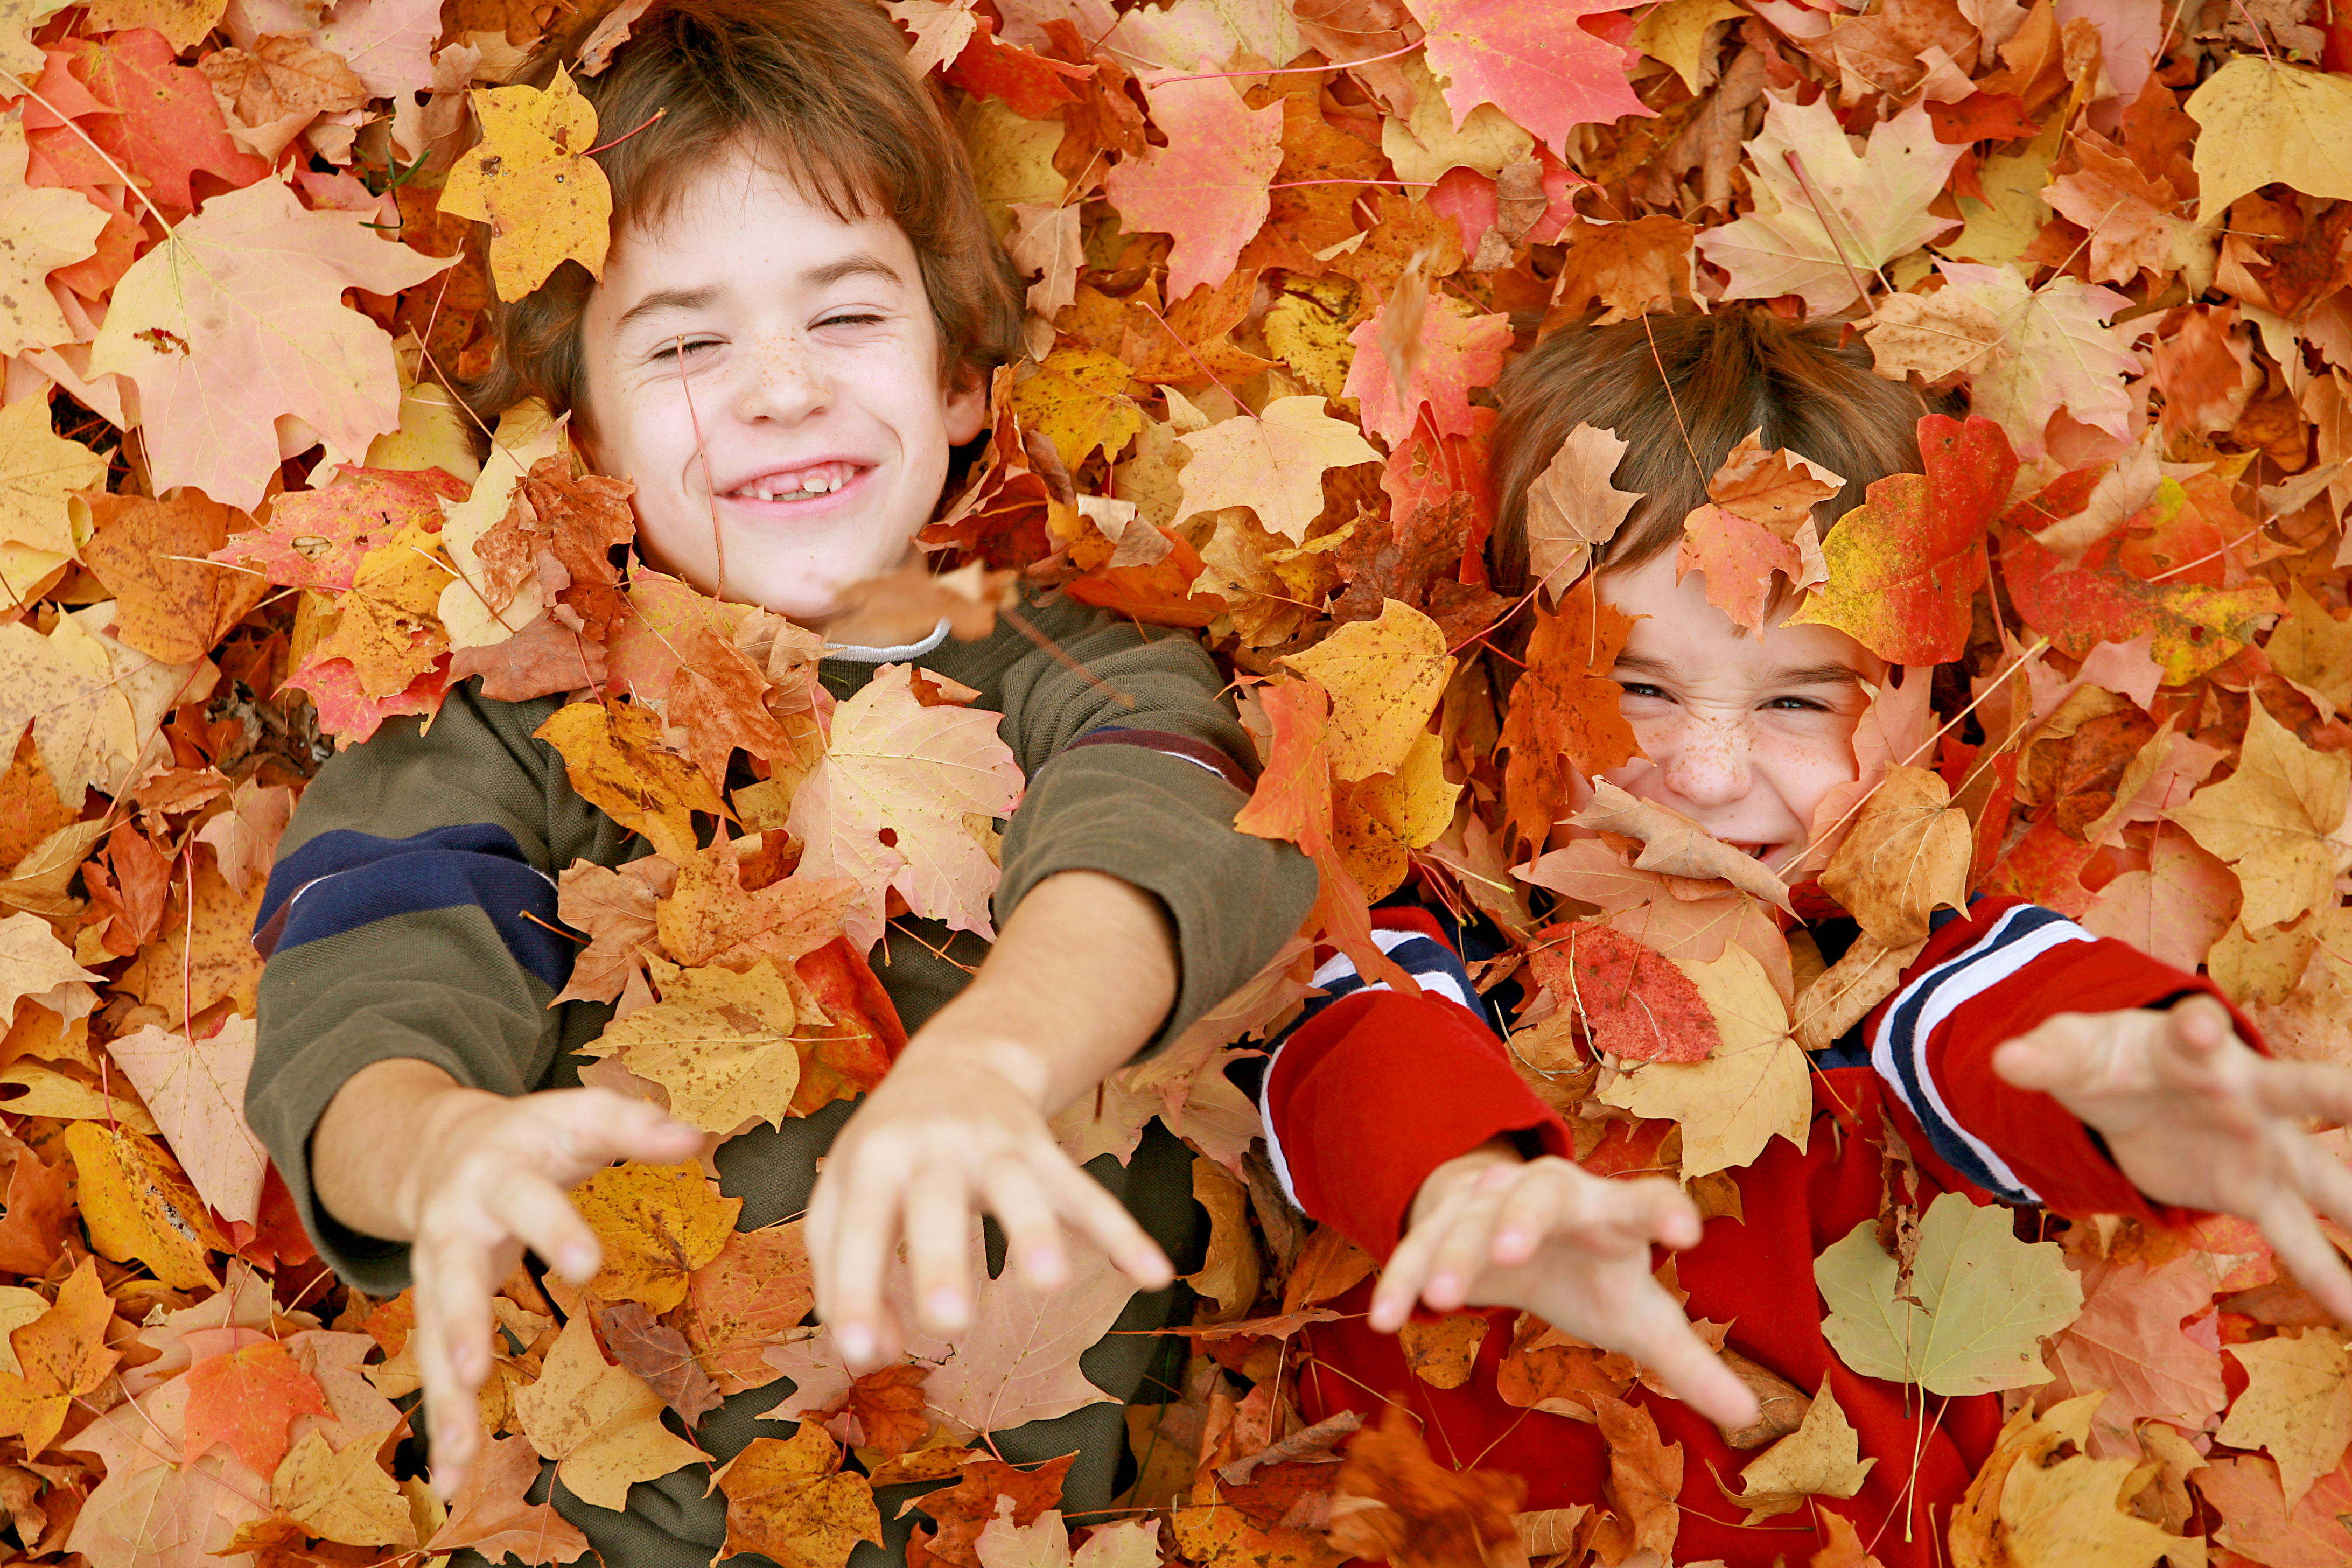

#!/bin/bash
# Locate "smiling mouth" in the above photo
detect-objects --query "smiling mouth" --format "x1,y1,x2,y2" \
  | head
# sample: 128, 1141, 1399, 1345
723, 461, 867, 501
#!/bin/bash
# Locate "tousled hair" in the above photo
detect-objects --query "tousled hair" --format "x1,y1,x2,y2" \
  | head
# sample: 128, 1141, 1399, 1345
457, 0, 1024, 436
1486, 311, 1939, 597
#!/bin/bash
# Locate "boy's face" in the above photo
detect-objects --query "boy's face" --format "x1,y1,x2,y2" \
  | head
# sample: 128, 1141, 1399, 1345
576, 148, 987, 622
1580, 550, 1886, 873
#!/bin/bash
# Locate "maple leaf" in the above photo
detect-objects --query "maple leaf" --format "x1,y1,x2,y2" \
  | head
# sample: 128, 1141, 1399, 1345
1790, 414, 2018, 666
2220, 1326, 2352, 1510
1861, 288, 2005, 385
62, 1120, 225, 1291
1496, 576, 1639, 853
1282, 600, 1452, 782
1327, 1403, 1527, 1568
1727, 1377, 1874, 1522
584, 941, 822, 1124
903, 1451, 1076, 1568
669, 1221, 813, 1396
976, 1501, 1162, 1568
2199, 1452, 2352, 1567
1520, 422, 1639, 594
571, 1159, 742, 1314
1171, 397, 1382, 545
0, 110, 104, 358
537, 698, 724, 862
766, 1224, 1136, 1436
88, 177, 451, 511
0, 1256, 119, 1459
1952, 1394, 2208, 1568
213, 465, 468, 593
1816, 1191, 2082, 1396
0, 910, 96, 1021
2041, 128, 2195, 285
0, 601, 212, 805
1009, 348, 1142, 475
1525, 922, 1718, 1063
1818, 764, 1973, 944
439, 68, 611, 299
195, 777, 295, 898
597, 1299, 724, 1430
1568, 778, 1797, 913
271, 1428, 413, 1546
1696, 94, 1962, 313
1921, 262, 2146, 459
2042, 1255, 2226, 1460
0, 394, 106, 565
65, 1377, 270, 1568
1676, 432, 1841, 633
711, 1422, 881, 1568
24, 31, 269, 214
816, 1362, 930, 1454
512, 1314, 708, 1511
2170, 698, 2350, 932
783, 662, 1024, 949
2081, 825, 2238, 972
1343, 292, 1513, 449
2184, 55, 2352, 221
425, 1431, 592, 1564
1102, 74, 1283, 299
104, 1016, 270, 1226
1406, 0, 1648, 157
180, 1339, 330, 1478
2268, 578, 2352, 722
1593, 941, 1809, 1176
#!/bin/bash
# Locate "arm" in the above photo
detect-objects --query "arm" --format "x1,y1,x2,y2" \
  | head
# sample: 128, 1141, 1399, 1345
805, 868, 1181, 1368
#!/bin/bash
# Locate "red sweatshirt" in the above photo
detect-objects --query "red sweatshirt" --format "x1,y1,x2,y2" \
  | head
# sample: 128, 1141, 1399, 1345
1259, 897, 2250, 1567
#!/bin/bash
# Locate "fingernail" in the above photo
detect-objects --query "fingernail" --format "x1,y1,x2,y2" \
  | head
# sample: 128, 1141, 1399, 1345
838, 1324, 873, 1363
562, 1245, 597, 1279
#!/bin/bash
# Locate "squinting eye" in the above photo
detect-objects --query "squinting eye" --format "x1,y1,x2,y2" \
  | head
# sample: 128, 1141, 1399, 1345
818, 312, 885, 329
1618, 682, 1669, 700
653, 339, 717, 362
1766, 696, 1828, 712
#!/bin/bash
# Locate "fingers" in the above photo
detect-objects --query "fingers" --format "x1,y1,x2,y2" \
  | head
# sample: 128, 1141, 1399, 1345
906, 1163, 974, 1333
1616, 1298, 1760, 1431
536, 1090, 702, 1184
411, 1216, 506, 1500
2258, 1188, 2352, 1324
1030, 1150, 1173, 1291
817, 1150, 906, 1372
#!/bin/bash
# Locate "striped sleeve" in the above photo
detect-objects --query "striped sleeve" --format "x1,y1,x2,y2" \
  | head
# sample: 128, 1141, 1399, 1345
1860, 895, 2256, 1221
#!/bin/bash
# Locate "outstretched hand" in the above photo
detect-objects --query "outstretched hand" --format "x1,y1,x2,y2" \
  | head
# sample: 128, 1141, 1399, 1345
1377, 1144, 1760, 1431
1994, 996, 2352, 1320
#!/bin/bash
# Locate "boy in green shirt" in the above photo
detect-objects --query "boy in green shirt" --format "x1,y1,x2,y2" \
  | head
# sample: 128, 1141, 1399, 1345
244, 1, 1317, 1558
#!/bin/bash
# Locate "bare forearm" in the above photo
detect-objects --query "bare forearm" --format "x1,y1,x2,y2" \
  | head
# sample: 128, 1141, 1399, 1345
906, 869, 1177, 1111
311, 1058, 487, 1242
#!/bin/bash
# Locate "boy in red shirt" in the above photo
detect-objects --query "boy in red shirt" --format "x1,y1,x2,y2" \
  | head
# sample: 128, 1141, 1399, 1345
1258, 311, 2352, 1565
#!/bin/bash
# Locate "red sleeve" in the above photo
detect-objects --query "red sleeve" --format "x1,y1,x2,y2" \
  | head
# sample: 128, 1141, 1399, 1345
1860, 895, 2265, 1222
1263, 989, 1574, 1256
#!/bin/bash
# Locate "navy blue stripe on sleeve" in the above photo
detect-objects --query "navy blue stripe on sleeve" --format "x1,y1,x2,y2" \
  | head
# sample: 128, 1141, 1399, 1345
254, 824, 571, 992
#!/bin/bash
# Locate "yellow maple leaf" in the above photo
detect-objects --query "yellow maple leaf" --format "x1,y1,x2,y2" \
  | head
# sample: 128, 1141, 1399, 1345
1283, 599, 1452, 783
1952, 1394, 2209, 1568
1819, 764, 1974, 945
583, 958, 820, 1135
513, 1315, 708, 1511
1727, 1376, 1875, 1522
0, 911, 97, 1021
570, 1159, 742, 1314
1007, 347, 1142, 474
2219, 1327, 2352, 1511
1594, 941, 1809, 1179
61, 1121, 224, 1292
711, 1422, 881, 1568
1172, 396, 1382, 544
2171, 698, 2351, 931
272, 1430, 415, 1547
439, 68, 614, 300
1521, 422, 1640, 596
2185, 56, 2352, 221
536, 699, 723, 863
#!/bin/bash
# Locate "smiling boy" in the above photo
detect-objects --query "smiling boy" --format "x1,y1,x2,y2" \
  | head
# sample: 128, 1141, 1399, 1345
242, 3, 1315, 1561
1253, 312, 2352, 1566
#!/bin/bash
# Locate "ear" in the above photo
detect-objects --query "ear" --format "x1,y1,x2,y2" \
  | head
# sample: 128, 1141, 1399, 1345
942, 365, 989, 446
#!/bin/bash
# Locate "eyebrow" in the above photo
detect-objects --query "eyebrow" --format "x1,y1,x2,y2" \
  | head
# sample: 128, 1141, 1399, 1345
1610, 652, 1866, 687
609, 253, 907, 337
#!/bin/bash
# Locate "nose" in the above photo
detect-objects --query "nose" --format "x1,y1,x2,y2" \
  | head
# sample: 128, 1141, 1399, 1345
730, 331, 830, 426
1655, 711, 1754, 808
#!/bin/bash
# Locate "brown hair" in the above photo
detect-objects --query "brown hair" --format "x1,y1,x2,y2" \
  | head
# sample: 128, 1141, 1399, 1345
458, 0, 1024, 435
1486, 311, 1938, 596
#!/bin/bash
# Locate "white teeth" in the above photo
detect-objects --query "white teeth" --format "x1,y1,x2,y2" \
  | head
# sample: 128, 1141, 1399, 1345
736, 466, 847, 500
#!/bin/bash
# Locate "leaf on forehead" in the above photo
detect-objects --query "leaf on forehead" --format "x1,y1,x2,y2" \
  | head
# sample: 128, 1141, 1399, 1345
1522, 423, 1639, 596
438, 68, 612, 299
1789, 414, 2016, 666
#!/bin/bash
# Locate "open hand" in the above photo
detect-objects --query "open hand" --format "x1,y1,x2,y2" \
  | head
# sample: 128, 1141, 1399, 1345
1377, 1145, 1760, 1431
326, 1067, 702, 1498
803, 1032, 1173, 1372
1994, 996, 2352, 1320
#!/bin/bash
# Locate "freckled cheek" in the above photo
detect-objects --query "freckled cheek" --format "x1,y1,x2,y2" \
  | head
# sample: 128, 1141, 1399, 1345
1753, 727, 1865, 823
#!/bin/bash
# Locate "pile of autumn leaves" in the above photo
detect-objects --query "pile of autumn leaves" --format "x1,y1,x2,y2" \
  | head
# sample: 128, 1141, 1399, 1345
8, 0, 2352, 1562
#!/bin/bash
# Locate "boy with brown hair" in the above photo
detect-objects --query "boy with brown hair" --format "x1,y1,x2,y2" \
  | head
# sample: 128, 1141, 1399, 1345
243, 1, 1315, 1560
1255, 310, 2352, 1566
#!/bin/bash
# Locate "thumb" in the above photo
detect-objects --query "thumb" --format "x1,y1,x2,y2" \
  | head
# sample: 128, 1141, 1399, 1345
1991, 1026, 2081, 1093
540, 1089, 703, 1174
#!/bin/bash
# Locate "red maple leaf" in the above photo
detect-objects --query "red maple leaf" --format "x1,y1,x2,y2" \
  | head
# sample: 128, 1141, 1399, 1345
24, 32, 269, 214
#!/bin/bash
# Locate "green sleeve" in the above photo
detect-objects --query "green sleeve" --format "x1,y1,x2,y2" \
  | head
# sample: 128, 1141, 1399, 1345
245, 681, 630, 1295
930, 595, 1320, 1047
